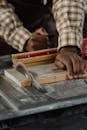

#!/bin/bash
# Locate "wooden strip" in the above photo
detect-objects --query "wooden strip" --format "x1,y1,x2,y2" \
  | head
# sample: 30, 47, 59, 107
4, 69, 32, 87
24, 59, 54, 67
12, 48, 57, 59
36, 71, 67, 84
12, 54, 56, 66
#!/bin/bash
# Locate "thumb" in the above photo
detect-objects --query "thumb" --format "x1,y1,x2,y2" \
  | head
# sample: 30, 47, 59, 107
55, 60, 65, 70
35, 28, 48, 36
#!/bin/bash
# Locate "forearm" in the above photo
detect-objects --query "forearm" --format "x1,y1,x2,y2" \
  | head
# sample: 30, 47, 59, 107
52, 0, 86, 50
0, 0, 31, 52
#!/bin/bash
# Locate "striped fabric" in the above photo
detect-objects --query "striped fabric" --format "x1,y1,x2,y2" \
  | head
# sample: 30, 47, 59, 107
0, 0, 87, 52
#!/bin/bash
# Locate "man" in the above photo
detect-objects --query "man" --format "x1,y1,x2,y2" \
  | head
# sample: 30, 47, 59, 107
0, 0, 87, 79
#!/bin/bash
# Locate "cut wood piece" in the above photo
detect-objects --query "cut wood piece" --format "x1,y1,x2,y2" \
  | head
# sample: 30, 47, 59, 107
27, 63, 67, 84
4, 69, 32, 87
36, 71, 67, 84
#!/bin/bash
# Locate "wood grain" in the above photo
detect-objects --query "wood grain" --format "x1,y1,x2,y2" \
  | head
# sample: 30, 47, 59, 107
4, 69, 32, 87
4, 63, 87, 87
12, 48, 57, 66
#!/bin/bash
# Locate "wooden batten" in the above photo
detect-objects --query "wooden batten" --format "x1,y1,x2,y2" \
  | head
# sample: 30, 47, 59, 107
12, 48, 57, 66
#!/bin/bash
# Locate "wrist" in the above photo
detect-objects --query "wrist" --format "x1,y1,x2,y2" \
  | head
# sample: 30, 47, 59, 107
23, 34, 33, 52
23, 39, 29, 52
58, 46, 81, 55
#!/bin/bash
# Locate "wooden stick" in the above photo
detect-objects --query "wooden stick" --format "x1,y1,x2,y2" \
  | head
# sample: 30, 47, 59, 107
12, 48, 57, 59
13, 54, 56, 66
4, 69, 32, 87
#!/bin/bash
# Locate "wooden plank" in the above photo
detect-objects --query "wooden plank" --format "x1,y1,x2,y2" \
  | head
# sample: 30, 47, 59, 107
4, 63, 87, 87
12, 48, 57, 59
4, 64, 66, 87
4, 69, 32, 87
12, 48, 57, 66
13, 54, 56, 66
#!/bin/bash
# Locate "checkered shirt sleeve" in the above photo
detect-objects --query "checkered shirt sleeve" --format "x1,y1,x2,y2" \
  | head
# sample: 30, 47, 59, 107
0, 0, 31, 52
52, 0, 87, 50
0, 0, 87, 52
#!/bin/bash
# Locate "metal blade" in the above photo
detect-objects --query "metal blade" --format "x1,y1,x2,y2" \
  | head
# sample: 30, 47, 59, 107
16, 62, 47, 93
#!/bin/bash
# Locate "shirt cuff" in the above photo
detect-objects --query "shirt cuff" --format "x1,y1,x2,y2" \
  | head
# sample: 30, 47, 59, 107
8, 27, 31, 52
57, 30, 83, 51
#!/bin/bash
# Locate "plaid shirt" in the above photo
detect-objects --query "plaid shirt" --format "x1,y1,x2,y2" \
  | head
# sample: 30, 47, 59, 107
0, 0, 87, 52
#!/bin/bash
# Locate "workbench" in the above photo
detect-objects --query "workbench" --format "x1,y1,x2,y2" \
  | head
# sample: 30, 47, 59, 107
1, 55, 87, 130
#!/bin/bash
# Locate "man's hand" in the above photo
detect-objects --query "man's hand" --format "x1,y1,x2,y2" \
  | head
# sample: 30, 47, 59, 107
55, 47, 87, 79
25, 28, 48, 51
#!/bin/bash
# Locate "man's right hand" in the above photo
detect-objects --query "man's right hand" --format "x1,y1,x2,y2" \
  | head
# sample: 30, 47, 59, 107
55, 46, 87, 79
25, 28, 48, 52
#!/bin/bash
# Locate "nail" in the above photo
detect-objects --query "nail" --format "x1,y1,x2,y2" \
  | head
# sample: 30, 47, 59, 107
68, 74, 73, 79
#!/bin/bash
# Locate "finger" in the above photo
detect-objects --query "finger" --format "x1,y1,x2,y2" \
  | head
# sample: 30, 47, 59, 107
27, 41, 35, 51
83, 60, 87, 73
66, 59, 73, 78
55, 57, 73, 79
69, 54, 80, 76
66, 72, 74, 80
85, 61, 87, 71
77, 60, 86, 78
32, 34, 48, 43
56, 53, 73, 77
55, 60, 65, 69
78, 58, 85, 74
40, 28, 48, 36
35, 28, 48, 36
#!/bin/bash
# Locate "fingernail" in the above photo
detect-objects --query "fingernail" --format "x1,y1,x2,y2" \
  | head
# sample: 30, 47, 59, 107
84, 70, 87, 73
70, 76, 73, 79
68, 75, 73, 79
74, 75, 78, 79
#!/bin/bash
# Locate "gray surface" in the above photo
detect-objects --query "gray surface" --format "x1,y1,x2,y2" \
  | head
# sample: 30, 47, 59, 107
0, 55, 87, 121
0, 76, 87, 121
